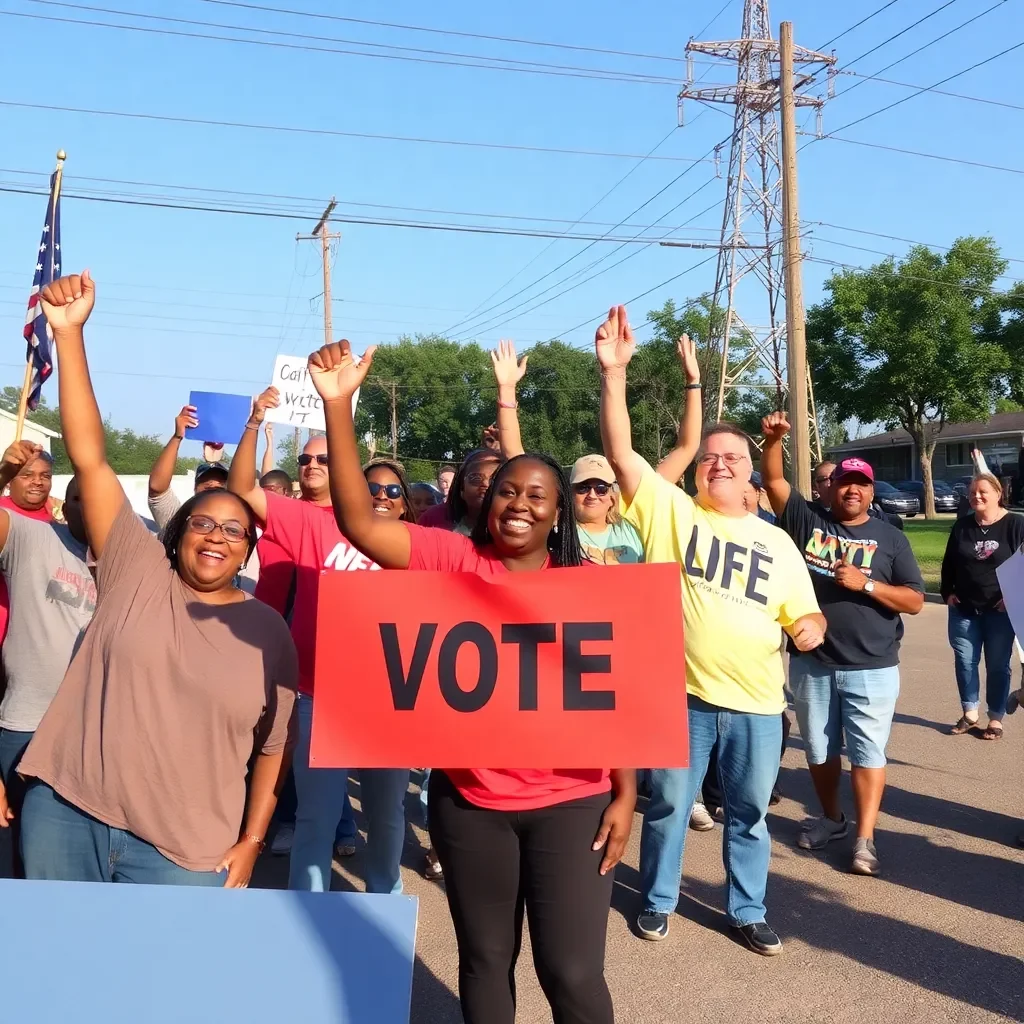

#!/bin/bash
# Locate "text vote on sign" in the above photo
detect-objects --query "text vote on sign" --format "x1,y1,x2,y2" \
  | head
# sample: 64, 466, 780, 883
311, 564, 688, 769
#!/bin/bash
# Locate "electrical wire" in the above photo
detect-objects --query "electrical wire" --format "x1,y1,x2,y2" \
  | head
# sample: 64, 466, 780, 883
816, 0, 904, 50
835, 67, 1023, 113
837, 0, 963, 68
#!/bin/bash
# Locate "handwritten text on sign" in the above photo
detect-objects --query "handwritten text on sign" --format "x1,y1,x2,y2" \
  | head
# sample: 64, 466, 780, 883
263, 354, 359, 432
311, 564, 688, 768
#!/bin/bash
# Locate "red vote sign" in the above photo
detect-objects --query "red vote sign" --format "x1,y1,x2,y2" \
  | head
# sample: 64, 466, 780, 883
310, 563, 688, 769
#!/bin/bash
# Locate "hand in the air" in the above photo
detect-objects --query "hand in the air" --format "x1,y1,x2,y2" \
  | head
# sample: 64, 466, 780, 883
676, 334, 700, 385
39, 271, 95, 331
249, 387, 280, 425
175, 405, 199, 439
1, 441, 43, 472
308, 340, 375, 402
761, 411, 791, 443
491, 339, 528, 388
595, 305, 635, 372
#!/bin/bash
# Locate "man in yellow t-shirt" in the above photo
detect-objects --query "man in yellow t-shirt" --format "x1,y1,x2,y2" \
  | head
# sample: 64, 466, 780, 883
596, 304, 824, 957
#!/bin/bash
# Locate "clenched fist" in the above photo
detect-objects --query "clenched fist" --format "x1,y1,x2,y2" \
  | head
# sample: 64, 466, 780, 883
308, 341, 375, 402
39, 271, 95, 332
761, 411, 791, 443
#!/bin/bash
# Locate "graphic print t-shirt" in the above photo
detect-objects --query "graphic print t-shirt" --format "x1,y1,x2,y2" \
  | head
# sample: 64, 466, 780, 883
576, 520, 644, 565
622, 466, 820, 715
779, 493, 924, 668
940, 512, 1024, 613
0, 513, 94, 731
262, 492, 381, 694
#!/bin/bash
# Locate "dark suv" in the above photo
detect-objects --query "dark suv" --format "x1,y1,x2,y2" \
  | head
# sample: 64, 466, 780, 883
896, 480, 959, 513
872, 481, 921, 517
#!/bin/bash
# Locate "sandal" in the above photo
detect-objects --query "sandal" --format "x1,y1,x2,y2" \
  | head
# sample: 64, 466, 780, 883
423, 849, 443, 881
982, 724, 1004, 741
950, 715, 978, 735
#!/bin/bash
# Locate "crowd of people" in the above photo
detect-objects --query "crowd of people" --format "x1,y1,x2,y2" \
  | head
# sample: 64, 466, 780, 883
0, 277, 1020, 1023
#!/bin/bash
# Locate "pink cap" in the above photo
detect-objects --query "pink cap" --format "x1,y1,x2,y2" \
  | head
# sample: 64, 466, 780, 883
835, 457, 874, 483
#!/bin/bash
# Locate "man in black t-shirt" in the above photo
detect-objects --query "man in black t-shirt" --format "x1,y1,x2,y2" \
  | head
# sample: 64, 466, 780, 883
762, 414, 925, 877
811, 460, 903, 531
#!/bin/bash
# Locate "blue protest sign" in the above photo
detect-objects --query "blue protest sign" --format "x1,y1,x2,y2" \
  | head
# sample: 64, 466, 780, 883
0, 881, 418, 1023
185, 391, 253, 444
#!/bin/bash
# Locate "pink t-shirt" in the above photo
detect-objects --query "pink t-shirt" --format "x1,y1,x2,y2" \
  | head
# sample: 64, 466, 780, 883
261, 492, 380, 695
405, 522, 611, 812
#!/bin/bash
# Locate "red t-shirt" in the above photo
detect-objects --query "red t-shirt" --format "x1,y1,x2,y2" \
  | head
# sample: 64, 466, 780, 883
405, 522, 611, 812
253, 533, 294, 618
0, 496, 55, 647
262, 493, 380, 695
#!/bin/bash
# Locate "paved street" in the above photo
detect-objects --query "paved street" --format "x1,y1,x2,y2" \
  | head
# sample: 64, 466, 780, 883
256, 603, 1024, 1023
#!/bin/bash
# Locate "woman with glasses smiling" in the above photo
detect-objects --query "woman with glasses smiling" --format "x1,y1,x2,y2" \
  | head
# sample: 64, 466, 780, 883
17, 272, 298, 887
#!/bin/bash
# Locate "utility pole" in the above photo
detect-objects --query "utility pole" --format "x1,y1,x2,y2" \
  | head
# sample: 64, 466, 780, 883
297, 198, 341, 454
779, 20, 810, 495
390, 382, 398, 459
678, 2, 833, 474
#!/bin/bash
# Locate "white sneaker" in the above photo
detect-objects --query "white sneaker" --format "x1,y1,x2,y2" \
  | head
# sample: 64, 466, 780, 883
270, 824, 294, 856
689, 802, 715, 832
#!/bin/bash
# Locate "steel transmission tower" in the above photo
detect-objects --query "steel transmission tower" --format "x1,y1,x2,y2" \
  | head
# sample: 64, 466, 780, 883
679, 1, 834, 457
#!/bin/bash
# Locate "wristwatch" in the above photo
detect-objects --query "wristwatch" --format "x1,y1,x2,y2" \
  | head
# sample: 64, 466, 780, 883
864, 580, 875, 594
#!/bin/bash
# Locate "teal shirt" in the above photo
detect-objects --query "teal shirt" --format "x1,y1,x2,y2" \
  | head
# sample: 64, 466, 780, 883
576, 520, 645, 565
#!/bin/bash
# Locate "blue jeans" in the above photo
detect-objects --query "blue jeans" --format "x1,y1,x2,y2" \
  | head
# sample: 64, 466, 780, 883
789, 656, 900, 769
639, 696, 781, 925
947, 605, 1015, 717
0, 729, 33, 877
287, 693, 409, 894
21, 781, 225, 885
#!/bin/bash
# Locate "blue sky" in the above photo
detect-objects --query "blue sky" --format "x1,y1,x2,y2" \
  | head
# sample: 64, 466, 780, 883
1, 0, 1021, 457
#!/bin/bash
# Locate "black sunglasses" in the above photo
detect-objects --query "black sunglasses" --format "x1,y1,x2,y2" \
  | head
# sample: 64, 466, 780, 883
368, 481, 403, 500
297, 453, 329, 467
574, 481, 611, 496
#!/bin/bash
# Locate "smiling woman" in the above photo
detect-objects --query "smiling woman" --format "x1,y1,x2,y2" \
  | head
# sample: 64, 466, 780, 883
309, 336, 634, 1024
13, 272, 298, 892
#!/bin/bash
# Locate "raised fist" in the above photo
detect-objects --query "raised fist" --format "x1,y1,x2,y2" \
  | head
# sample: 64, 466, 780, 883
39, 271, 95, 331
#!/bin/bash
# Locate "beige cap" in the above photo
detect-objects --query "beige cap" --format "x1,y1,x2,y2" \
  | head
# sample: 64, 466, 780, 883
570, 454, 616, 485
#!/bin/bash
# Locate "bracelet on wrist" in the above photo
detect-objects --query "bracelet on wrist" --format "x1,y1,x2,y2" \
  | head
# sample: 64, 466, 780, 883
244, 421, 260, 431
600, 369, 627, 380
172, 433, 184, 441
685, 382, 702, 391
498, 400, 518, 410
242, 831, 265, 851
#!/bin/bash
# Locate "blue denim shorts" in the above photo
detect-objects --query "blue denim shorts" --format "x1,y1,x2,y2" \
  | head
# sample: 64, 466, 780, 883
789, 655, 900, 769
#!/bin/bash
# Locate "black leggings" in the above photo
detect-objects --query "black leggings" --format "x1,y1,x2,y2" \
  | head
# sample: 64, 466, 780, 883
429, 770, 614, 1024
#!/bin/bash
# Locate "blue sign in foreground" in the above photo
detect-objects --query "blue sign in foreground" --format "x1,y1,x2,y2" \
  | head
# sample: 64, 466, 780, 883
0, 881, 418, 1023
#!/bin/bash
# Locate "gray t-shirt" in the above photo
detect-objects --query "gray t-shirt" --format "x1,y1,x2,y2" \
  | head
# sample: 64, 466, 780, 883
0, 513, 95, 732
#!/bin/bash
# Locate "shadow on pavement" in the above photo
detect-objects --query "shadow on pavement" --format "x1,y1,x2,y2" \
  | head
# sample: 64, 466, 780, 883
892, 711, 954, 735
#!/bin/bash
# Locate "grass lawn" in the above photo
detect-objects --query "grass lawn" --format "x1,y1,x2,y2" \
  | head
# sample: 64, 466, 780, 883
903, 517, 954, 593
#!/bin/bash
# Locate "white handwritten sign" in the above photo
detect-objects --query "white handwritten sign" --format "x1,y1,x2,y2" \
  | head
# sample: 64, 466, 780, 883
264, 354, 359, 432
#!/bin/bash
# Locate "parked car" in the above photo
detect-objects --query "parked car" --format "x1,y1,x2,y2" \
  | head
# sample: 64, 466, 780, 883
895, 480, 959, 513
871, 481, 921, 517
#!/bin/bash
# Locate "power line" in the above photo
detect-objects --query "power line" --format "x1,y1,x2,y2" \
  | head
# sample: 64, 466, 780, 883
836, 67, 1024, 112
816, 0, 904, 50
5, 6, 679, 87
197, 0, 687, 64
839, 0, 964, 68
0, 98, 710, 165
804, 255, 1011, 297
693, 0, 737, 40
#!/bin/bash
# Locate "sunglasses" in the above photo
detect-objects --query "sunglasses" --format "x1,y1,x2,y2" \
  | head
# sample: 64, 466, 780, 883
465, 471, 495, 487
185, 514, 249, 544
368, 482, 403, 500
574, 481, 611, 496
297, 453, 329, 467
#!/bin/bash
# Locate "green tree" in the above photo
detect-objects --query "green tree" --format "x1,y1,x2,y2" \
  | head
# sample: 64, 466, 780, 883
807, 237, 1009, 517
275, 428, 300, 480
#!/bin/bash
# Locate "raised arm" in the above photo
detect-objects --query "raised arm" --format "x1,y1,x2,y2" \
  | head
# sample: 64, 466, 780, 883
309, 341, 411, 569
491, 339, 527, 459
226, 387, 278, 524
656, 335, 703, 484
148, 404, 197, 497
759, 411, 793, 516
260, 421, 275, 478
597, 305, 647, 502
39, 273, 125, 557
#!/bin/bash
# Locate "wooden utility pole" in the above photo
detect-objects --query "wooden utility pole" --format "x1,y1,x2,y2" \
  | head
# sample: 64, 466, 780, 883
297, 198, 341, 454
779, 21, 811, 495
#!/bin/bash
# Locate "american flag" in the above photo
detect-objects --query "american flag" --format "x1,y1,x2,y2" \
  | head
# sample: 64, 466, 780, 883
22, 172, 61, 410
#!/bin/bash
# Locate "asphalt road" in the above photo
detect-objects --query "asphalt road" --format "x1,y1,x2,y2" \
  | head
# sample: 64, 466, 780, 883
255, 603, 1024, 1023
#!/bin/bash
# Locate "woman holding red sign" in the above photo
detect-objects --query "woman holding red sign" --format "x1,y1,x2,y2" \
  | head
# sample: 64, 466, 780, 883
309, 338, 634, 1024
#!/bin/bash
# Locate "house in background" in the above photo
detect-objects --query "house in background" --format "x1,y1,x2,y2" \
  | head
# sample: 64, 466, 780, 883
826, 411, 1024, 484
0, 407, 60, 454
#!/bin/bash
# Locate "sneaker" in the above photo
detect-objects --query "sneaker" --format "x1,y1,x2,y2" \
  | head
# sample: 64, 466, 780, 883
797, 813, 849, 850
689, 802, 715, 831
850, 837, 881, 876
334, 841, 356, 858
731, 921, 783, 956
636, 911, 670, 941
270, 824, 294, 856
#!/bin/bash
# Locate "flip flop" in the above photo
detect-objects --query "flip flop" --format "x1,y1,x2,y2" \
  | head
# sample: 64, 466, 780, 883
950, 715, 978, 735
982, 724, 1004, 741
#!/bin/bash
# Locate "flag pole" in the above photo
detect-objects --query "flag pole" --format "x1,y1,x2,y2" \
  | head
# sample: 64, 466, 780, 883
16, 149, 65, 442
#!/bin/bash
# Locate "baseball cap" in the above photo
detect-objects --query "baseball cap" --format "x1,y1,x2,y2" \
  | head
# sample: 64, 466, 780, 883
570, 454, 616, 486
195, 462, 229, 485
833, 457, 874, 484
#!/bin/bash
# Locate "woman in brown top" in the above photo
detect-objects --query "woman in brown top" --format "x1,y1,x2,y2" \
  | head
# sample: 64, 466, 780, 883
18, 271, 298, 887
